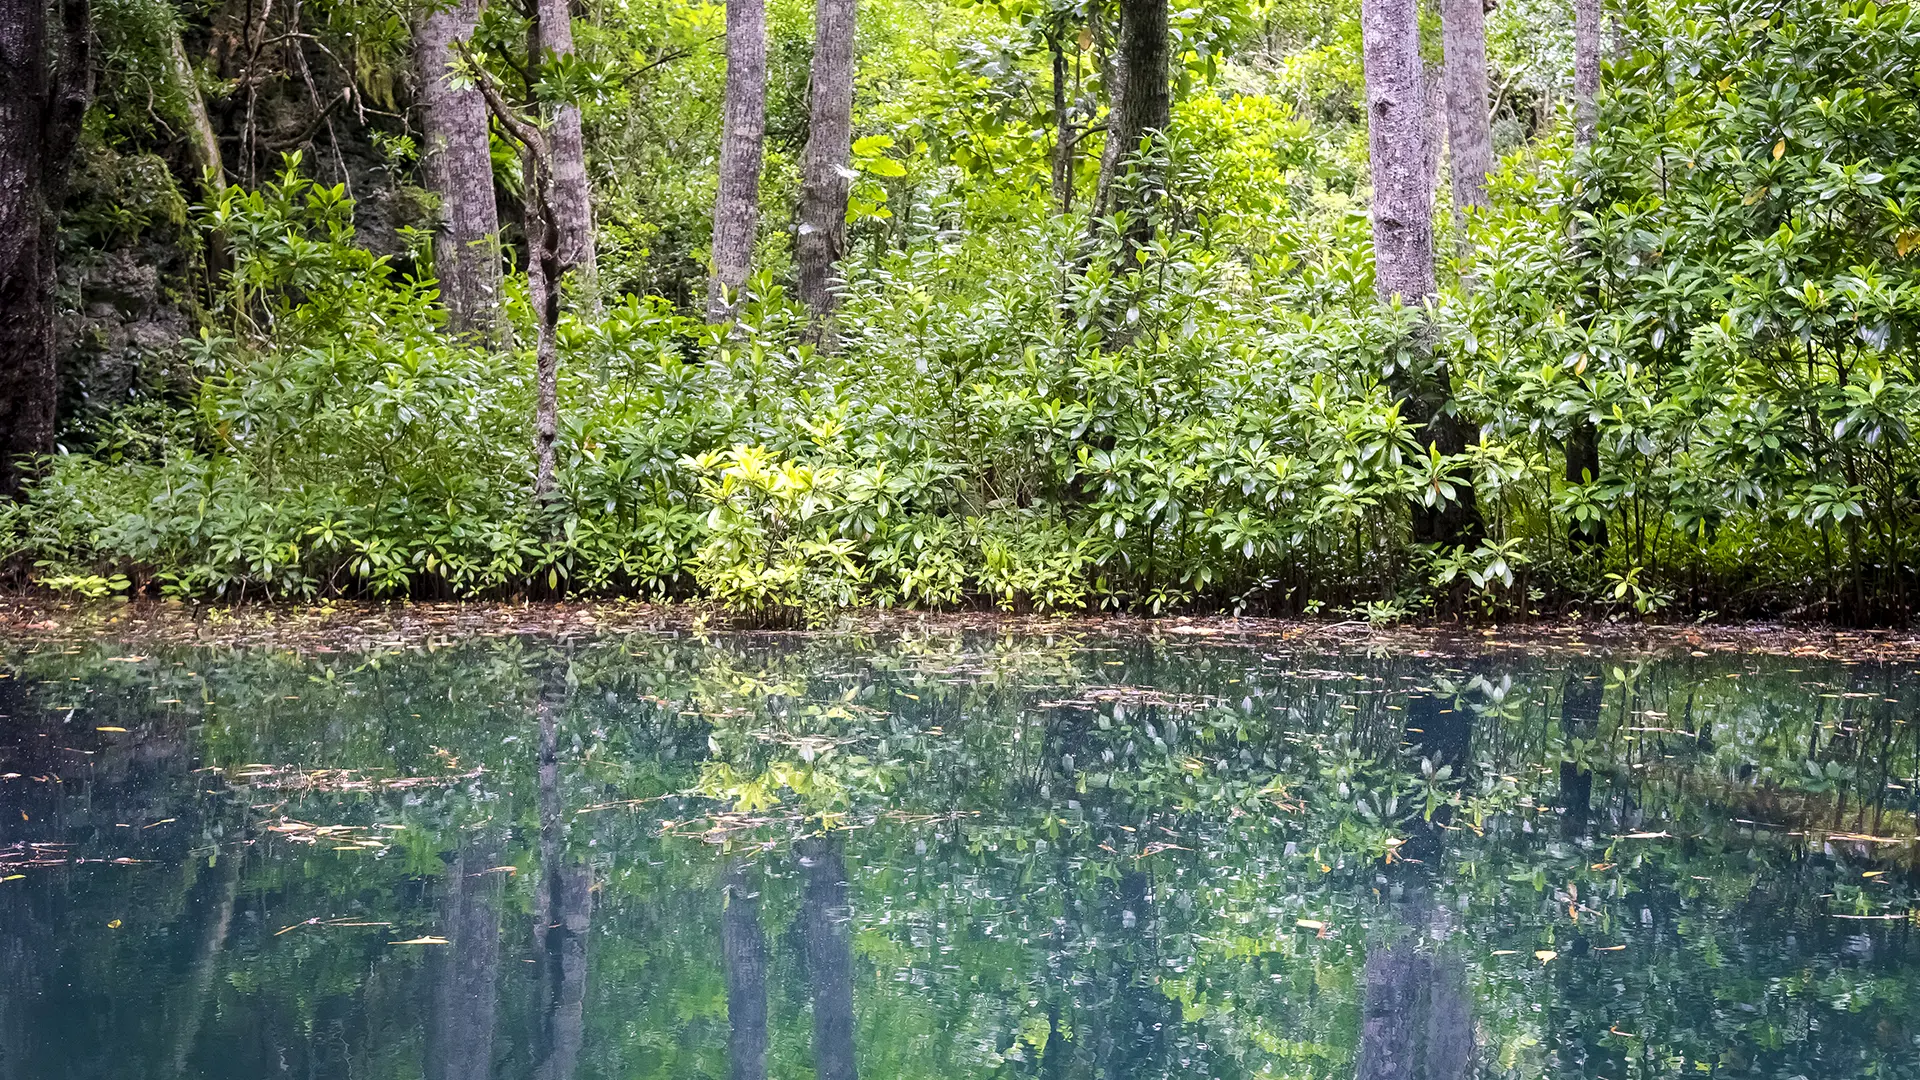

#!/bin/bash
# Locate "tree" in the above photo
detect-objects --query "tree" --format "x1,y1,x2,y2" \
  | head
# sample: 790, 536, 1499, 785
708, 0, 768, 322
794, 0, 857, 323
414, 0, 504, 343
1565, 0, 1605, 550
0, 0, 90, 499
1438, 0, 1493, 226
532, 0, 597, 297
462, 46, 569, 496
1089, 0, 1169, 246
1359, 0, 1483, 548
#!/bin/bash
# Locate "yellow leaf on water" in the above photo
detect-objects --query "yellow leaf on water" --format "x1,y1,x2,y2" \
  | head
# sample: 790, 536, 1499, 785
1, 875, 24, 883
107, 919, 122, 929
1295, 919, 1328, 933
1491, 950, 1518, 956
1534, 950, 1558, 964
1595, 945, 1627, 951
96, 726, 127, 733
1773, 139, 1786, 159
390, 936, 450, 945
1863, 870, 1887, 878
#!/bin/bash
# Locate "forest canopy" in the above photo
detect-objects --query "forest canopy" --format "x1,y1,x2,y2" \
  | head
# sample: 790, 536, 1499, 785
1, 0, 1918, 623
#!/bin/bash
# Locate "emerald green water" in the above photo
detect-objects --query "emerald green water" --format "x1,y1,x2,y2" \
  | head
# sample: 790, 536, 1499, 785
2, 630, 1918, 1079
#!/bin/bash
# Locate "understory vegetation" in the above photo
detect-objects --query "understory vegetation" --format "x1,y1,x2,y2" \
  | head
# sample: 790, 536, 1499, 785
6, 0, 1920, 624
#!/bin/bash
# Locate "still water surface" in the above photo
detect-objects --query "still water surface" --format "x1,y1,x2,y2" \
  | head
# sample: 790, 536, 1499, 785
3, 629, 1919, 1079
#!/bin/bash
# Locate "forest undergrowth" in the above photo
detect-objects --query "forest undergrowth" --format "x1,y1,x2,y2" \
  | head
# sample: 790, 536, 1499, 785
5, 0, 1920, 627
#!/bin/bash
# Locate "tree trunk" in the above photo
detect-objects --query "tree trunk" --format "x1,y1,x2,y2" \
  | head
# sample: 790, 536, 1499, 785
1049, 30, 1071, 214
414, 0, 504, 344
798, 835, 858, 1080
1573, 0, 1600, 146
721, 858, 770, 1080
707, 0, 767, 322
532, 0, 596, 305
1089, 0, 1168, 233
793, 0, 857, 323
0, 0, 88, 501
1567, 0, 1606, 550
527, 155, 563, 498
167, 28, 224, 190
1439, 0, 1493, 224
1359, 0, 1482, 549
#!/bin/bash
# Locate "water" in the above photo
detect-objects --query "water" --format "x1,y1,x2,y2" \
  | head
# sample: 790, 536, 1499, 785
2, 629, 1918, 1079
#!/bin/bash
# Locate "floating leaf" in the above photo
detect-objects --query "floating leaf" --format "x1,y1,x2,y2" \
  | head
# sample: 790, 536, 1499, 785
390, 936, 450, 945
1534, 950, 1558, 964
96, 726, 127, 733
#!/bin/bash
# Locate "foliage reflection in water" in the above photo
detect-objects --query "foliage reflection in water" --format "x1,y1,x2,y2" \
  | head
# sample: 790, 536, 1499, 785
2, 631, 1919, 1079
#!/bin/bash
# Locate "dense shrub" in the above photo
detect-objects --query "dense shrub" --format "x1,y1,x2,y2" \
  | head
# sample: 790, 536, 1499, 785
12, 0, 1920, 624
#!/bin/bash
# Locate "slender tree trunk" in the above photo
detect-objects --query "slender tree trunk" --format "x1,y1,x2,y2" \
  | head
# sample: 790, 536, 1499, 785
1567, 0, 1606, 550
1573, 0, 1600, 146
707, 0, 767, 322
527, 158, 563, 498
0, 0, 88, 500
793, 0, 857, 323
1049, 30, 1071, 214
167, 29, 224, 190
1360, 0, 1482, 549
721, 858, 770, 1080
1439, 0, 1493, 225
1089, 0, 1169, 234
532, 0, 597, 306
799, 835, 858, 1080
414, 0, 504, 343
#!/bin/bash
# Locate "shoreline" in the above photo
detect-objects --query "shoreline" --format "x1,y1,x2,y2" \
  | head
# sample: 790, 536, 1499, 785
5, 594, 1920, 660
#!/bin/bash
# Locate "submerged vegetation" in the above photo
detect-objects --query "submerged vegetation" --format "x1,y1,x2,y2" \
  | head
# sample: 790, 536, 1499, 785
2, 0, 1920, 622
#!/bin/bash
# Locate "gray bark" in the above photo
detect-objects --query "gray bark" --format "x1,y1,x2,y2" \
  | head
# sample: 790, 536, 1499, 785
1439, 0, 1493, 220
167, 29, 224, 190
533, 0, 597, 302
707, 0, 768, 322
415, 0, 504, 343
427, 846, 502, 1080
464, 50, 565, 497
722, 858, 770, 1080
1573, 0, 1600, 146
1090, 0, 1169, 231
794, 0, 857, 322
1360, 0, 1435, 309
799, 835, 858, 1080
1360, 0, 1482, 548
0, 0, 88, 499
527, 157, 562, 497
